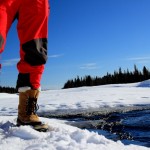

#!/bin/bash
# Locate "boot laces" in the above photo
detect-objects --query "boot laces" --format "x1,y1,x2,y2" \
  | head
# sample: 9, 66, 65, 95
26, 98, 39, 115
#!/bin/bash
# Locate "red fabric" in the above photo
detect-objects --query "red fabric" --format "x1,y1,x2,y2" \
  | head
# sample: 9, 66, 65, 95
0, 0, 21, 53
0, 0, 49, 89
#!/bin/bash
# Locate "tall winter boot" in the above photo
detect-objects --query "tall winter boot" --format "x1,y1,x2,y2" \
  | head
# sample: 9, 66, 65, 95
17, 89, 42, 126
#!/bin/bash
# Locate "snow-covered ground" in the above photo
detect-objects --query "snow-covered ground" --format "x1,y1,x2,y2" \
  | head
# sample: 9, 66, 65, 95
0, 80, 150, 150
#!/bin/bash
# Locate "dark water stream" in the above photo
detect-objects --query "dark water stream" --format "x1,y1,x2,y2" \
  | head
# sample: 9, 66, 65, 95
67, 109, 150, 147
43, 107, 150, 148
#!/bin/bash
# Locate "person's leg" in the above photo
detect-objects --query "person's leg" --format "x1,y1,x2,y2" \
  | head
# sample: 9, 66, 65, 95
0, 0, 20, 53
16, 0, 49, 125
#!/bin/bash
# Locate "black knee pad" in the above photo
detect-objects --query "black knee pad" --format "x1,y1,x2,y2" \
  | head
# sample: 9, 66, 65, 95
22, 38, 48, 66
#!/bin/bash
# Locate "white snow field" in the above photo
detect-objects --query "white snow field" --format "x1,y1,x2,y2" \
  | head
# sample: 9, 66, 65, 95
0, 80, 150, 150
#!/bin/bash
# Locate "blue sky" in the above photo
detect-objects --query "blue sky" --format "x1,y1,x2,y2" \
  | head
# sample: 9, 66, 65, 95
1, 0, 150, 89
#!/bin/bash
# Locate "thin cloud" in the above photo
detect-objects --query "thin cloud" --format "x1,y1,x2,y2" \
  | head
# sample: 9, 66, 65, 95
48, 54, 63, 58
80, 63, 99, 70
126, 56, 150, 64
127, 56, 150, 61
2, 58, 19, 67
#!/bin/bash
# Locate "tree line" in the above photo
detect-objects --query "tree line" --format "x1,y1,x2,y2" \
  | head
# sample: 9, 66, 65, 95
0, 86, 17, 94
63, 65, 150, 89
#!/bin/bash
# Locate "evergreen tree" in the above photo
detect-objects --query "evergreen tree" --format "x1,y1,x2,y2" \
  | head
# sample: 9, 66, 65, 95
143, 66, 149, 80
0, 86, 17, 93
63, 65, 150, 89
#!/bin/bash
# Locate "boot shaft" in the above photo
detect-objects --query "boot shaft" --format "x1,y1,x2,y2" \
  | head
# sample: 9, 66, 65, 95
18, 89, 41, 124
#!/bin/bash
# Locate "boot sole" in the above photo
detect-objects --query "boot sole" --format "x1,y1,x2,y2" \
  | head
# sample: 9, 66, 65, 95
33, 123, 49, 132
17, 118, 42, 126
17, 118, 48, 132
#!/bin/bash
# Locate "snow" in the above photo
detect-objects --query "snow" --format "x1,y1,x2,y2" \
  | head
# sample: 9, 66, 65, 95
0, 80, 150, 150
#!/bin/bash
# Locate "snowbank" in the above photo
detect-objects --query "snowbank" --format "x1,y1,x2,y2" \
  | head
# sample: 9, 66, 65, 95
0, 116, 149, 150
137, 79, 150, 87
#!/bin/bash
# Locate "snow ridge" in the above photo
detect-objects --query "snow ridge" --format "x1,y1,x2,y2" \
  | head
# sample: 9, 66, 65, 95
0, 116, 149, 150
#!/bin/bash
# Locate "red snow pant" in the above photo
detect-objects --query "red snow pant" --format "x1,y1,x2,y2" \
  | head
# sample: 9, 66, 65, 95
0, 0, 49, 90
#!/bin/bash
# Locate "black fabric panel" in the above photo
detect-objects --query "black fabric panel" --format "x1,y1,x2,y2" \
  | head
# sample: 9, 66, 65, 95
22, 38, 48, 66
0, 33, 4, 50
16, 73, 32, 89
